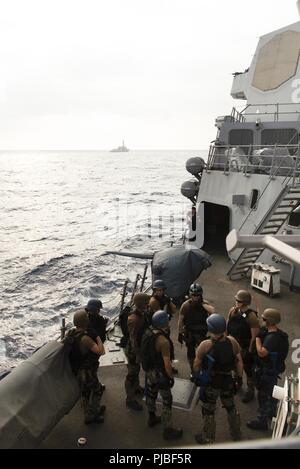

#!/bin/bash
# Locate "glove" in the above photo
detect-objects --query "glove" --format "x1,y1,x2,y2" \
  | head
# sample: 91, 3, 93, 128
178, 333, 184, 345
234, 376, 243, 393
169, 378, 175, 388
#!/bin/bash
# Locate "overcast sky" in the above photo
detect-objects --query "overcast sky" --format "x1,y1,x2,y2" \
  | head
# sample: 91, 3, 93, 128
0, 0, 299, 150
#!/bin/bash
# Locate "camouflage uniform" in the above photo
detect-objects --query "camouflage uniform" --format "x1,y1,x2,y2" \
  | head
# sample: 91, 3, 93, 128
146, 369, 173, 428
77, 364, 104, 423
201, 375, 241, 443
125, 340, 142, 399
125, 309, 146, 400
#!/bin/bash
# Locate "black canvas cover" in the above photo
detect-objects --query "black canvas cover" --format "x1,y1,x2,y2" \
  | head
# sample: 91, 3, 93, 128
0, 341, 79, 449
152, 245, 211, 299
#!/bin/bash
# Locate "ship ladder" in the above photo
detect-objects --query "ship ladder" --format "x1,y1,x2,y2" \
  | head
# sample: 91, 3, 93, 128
227, 184, 300, 280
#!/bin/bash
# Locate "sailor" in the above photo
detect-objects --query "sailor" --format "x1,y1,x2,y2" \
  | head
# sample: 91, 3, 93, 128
145, 310, 183, 440
227, 290, 260, 403
149, 279, 176, 319
125, 292, 150, 411
247, 309, 289, 431
178, 283, 214, 372
193, 314, 243, 445
85, 298, 108, 392
68, 309, 106, 424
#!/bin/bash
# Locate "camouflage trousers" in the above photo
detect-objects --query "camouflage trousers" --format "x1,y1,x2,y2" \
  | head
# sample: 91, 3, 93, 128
200, 376, 241, 444
254, 368, 278, 424
146, 370, 173, 429
125, 344, 141, 400
77, 366, 104, 423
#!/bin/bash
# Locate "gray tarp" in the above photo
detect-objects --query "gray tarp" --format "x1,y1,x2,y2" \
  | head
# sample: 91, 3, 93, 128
152, 245, 211, 299
0, 341, 79, 449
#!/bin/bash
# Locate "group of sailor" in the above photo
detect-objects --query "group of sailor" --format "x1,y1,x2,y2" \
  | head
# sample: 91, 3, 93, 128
68, 280, 289, 445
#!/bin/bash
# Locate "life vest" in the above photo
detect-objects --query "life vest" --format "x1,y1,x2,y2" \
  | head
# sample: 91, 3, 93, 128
66, 329, 98, 375
227, 309, 257, 349
183, 300, 208, 333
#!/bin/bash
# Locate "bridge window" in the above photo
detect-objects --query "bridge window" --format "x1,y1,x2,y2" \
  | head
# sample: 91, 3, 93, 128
229, 129, 253, 147
261, 129, 298, 146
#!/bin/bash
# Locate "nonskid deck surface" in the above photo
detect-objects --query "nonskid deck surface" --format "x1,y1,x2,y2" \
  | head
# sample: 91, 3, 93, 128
41, 252, 299, 449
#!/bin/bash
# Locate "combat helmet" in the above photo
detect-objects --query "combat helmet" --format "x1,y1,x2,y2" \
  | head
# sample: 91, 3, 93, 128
86, 298, 103, 312
133, 293, 150, 309
153, 279, 166, 290
206, 314, 226, 335
152, 310, 169, 329
235, 290, 251, 305
73, 309, 89, 328
263, 308, 281, 326
189, 283, 203, 296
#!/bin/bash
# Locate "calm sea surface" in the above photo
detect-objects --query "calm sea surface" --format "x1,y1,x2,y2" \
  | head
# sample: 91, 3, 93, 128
0, 150, 206, 370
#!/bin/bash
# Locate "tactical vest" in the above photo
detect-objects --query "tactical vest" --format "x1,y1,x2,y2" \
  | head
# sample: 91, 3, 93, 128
153, 295, 168, 310
227, 309, 256, 349
203, 337, 236, 374
153, 330, 175, 373
66, 329, 98, 375
183, 300, 208, 333
128, 310, 148, 348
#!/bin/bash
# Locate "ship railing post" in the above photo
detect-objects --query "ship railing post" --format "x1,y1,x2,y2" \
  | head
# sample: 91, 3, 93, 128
60, 318, 66, 341
119, 280, 129, 315
224, 146, 230, 174
140, 264, 148, 292
130, 274, 141, 304
244, 144, 252, 176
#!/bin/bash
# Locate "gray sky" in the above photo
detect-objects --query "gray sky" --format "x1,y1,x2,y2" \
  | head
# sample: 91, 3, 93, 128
0, 0, 298, 150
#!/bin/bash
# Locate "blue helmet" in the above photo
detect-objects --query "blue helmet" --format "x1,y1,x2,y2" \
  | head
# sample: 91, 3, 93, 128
206, 314, 226, 334
153, 279, 166, 290
86, 299, 103, 312
152, 310, 169, 328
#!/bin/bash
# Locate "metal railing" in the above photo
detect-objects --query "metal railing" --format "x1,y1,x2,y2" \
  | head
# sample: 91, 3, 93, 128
232, 103, 300, 122
206, 143, 300, 183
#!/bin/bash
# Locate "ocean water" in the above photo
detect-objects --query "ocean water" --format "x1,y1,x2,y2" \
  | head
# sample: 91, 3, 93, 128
0, 150, 205, 371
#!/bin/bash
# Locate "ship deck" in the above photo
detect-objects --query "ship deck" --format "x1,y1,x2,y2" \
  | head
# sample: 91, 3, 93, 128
40, 249, 299, 449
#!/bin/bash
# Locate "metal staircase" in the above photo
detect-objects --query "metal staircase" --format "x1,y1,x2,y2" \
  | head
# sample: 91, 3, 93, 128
228, 184, 300, 280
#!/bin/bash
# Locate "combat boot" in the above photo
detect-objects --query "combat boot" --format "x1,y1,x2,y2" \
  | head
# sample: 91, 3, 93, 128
148, 414, 162, 428
247, 419, 268, 431
242, 389, 255, 403
194, 434, 212, 445
163, 427, 183, 440
135, 385, 145, 395
126, 398, 143, 411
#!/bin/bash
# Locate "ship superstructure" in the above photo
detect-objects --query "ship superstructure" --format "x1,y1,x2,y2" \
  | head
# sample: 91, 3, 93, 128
181, 19, 300, 289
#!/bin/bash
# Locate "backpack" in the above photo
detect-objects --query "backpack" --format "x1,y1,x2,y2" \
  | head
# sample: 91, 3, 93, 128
140, 328, 158, 372
119, 306, 132, 348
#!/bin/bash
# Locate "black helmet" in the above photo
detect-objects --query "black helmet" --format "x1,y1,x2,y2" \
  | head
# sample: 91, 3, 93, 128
206, 314, 226, 334
86, 299, 103, 313
152, 310, 169, 328
189, 283, 203, 296
153, 279, 166, 290
74, 309, 89, 328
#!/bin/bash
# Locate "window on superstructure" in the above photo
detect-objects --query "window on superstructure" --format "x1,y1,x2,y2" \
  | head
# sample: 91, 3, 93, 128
261, 129, 298, 146
288, 203, 300, 227
229, 130, 253, 149
250, 189, 259, 210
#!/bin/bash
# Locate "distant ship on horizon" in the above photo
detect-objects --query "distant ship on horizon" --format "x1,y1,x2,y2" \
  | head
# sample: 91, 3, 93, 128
110, 140, 129, 152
